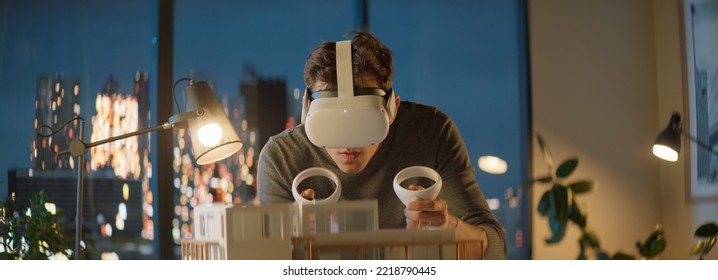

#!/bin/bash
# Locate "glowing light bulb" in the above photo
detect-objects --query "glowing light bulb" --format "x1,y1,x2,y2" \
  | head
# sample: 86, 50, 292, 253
652, 144, 678, 162
478, 155, 508, 174
197, 123, 222, 147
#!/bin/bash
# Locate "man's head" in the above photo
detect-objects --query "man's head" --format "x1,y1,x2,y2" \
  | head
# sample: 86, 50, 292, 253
303, 30, 399, 174
304, 30, 393, 93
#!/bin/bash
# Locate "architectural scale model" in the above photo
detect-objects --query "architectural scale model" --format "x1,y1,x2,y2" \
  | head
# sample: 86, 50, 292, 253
188, 199, 460, 260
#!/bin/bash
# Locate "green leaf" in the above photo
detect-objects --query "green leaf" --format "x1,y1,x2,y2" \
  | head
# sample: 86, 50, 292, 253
595, 251, 610, 260
694, 222, 718, 237
537, 134, 554, 173
645, 229, 660, 246
690, 240, 704, 256
568, 180, 596, 194
537, 191, 551, 216
546, 195, 568, 244
704, 236, 716, 255
552, 185, 569, 222
520, 175, 553, 190
612, 252, 636, 260
648, 239, 666, 258
636, 241, 646, 257
584, 231, 601, 249
546, 214, 567, 244
556, 158, 579, 178
577, 239, 587, 260
568, 201, 586, 228
639, 227, 666, 258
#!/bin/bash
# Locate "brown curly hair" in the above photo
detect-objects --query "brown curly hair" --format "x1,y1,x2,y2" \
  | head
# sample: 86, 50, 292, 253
304, 30, 393, 92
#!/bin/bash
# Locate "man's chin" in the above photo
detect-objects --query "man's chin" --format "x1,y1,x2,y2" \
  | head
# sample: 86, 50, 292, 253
338, 164, 365, 174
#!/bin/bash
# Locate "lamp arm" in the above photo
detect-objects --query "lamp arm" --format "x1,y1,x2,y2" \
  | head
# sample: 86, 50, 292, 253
85, 122, 172, 149
685, 131, 718, 157
59, 122, 172, 157
59, 109, 205, 157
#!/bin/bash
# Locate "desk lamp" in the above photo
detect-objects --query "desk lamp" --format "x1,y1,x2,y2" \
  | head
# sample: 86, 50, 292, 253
37, 79, 242, 259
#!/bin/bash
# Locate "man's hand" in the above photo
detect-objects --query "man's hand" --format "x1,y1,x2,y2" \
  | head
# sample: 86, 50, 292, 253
403, 184, 488, 259
300, 188, 315, 200
403, 184, 452, 229
298, 188, 316, 233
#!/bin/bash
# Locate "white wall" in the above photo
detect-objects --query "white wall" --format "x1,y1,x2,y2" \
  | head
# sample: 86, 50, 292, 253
653, 0, 694, 260
530, 0, 718, 260
529, 0, 662, 259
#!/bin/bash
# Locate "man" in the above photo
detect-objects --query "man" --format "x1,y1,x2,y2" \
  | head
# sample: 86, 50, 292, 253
257, 30, 506, 259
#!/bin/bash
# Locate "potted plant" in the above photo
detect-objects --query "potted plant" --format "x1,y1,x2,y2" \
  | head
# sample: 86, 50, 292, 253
523, 134, 665, 259
0, 190, 76, 260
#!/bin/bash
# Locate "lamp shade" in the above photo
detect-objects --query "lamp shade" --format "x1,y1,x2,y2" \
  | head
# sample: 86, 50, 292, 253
652, 113, 682, 162
185, 81, 243, 165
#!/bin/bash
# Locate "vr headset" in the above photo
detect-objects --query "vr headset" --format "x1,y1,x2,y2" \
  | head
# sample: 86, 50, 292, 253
301, 40, 397, 148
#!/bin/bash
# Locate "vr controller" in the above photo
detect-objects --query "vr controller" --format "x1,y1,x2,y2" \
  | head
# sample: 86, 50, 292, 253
291, 166, 441, 205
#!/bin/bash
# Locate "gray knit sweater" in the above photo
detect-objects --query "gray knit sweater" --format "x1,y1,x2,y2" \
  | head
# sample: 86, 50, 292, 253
257, 101, 506, 259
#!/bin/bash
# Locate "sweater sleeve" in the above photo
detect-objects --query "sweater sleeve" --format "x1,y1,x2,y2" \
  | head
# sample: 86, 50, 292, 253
434, 111, 507, 260
257, 136, 294, 204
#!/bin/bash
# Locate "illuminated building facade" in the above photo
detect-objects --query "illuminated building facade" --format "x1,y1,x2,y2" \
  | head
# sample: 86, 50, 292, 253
12, 73, 155, 259
31, 74, 81, 171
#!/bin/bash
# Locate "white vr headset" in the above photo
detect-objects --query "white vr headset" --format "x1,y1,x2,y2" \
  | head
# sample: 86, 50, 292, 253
301, 40, 397, 148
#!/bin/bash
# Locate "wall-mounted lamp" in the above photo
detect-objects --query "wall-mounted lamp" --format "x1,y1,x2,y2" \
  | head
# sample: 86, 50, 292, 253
38, 79, 242, 259
652, 112, 718, 162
